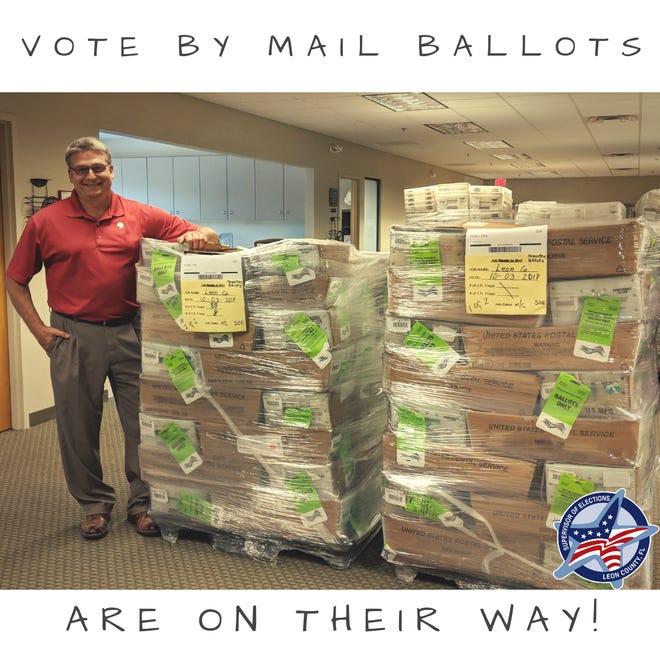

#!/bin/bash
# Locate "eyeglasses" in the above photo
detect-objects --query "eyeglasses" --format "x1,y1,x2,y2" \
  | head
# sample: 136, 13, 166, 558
69, 163, 111, 177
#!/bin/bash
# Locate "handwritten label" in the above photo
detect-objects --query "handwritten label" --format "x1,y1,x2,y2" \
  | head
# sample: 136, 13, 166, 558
465, 225, 547, 315
180, 252, 246, 332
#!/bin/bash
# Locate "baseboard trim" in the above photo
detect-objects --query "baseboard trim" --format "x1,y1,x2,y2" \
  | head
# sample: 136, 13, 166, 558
28, 391, 110, 427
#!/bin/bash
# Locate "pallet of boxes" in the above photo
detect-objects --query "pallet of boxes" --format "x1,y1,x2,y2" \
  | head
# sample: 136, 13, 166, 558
634, 189, 660, 386
136, 237, 389, 568
381, 185, 659, 589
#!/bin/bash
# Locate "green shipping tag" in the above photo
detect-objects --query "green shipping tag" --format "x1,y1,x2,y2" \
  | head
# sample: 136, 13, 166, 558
536, 372, 591, 439
272, 254, 300, 273
335, 433, 355, 484
410, 240, 442, 301
284, 313, 332, 368
546, 472, 595, 528
405, 492, 450, 521
395, 407, 427, 467
282, 407, 313, 429
157, 422, 203, 474
287, 471, 328, 527
162, 349, 205, 404
151, 251, 183, 324
403, 321, 460, 375
177, 491, 214, 525
272, 254, 315, 286
573, 295, 621, 363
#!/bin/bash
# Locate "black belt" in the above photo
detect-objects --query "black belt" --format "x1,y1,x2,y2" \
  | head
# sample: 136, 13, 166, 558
53, 310, 137, 327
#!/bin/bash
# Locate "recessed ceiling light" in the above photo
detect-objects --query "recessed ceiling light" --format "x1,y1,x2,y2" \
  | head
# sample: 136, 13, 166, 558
464, 140, 513, 150
585, 114, 639, 124
363, 93, 447, 112
604, 152, 637, 157
491, 152, 531, 161
374, 139, 419, 146
510, 161, 545, 169
425, 122, 485, 134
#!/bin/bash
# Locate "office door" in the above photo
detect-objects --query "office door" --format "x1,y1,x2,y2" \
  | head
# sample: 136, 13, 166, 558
0, 153, 12, 430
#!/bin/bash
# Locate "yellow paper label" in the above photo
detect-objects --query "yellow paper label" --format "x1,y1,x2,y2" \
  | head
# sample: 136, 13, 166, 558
181, 279, 247, 332
465, 225, 547, 315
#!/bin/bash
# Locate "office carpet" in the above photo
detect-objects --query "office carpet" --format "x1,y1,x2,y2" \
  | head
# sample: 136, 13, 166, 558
0, 401, 657, 591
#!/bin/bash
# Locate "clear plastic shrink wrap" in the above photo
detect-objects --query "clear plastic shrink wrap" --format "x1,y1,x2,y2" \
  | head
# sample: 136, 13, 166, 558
381, 196, 659, 589
634, 189, 660, 373
137, 238, 389, 567
404, 183, 514, 224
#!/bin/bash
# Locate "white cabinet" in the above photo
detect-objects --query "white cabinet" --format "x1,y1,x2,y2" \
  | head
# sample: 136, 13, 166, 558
199, 154, 255, 222
226, 155, 255, 221
200, 155, 228, 220
173, 157, 201, 220
118, 157, 148, 204
113, 155, 306, 235
145, 156, 201, 221
255, 159, 285, 221
255, 160, 307, 223
284, 164, 307, 223
147, 157, 174, 212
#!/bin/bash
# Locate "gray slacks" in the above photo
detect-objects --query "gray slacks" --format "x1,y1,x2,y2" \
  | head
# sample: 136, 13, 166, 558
49, 311, 149, 518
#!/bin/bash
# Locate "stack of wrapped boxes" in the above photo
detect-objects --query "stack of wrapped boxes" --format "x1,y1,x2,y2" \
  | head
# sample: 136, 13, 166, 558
404, 182, 513, 224
634, 189, 660, 380
382, 189, 659, 588
136, 238, 389, 568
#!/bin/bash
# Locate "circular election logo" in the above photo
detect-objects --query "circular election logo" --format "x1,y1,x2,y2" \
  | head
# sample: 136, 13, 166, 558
553, 489, 657, 589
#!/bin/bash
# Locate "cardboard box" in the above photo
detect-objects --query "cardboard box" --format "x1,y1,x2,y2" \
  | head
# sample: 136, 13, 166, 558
466, 410, 655, 467
199, 424, 382, 498
241, 241, 323, 278
548, 273, 657, 326
228, 469, 382, 550
245, 273, 335, 308
390, 219, 649, 281
251, 306, 367, 350
461, 321, 649, 372
385, 312, 463, 351
387, 393, 469, 447
385, 351, 541, 415
140, 300, 257, 351
468, 493, 555, 544
199, 338, 383, 392
199, 414, 384, 465
546, 220, 646, 280
380, 471, 577, 589
381, 512, 569, 588
388, 268, 545, 328
261, 387, 387, 430
197, 348, 331, 391
139, 374, 262, 430
538, 359, 658, 419
383, 432, 539, 497
543, 461, 655, 506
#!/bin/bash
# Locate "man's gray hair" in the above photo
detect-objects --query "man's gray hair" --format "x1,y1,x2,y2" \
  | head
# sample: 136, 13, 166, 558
64, 137, 112, 167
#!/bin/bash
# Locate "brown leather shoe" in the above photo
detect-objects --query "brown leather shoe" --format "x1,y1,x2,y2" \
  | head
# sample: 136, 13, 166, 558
81, 513, 110, 540
127, 511, 160, 537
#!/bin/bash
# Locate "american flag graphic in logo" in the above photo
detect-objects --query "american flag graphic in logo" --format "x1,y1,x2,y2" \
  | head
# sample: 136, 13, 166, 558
554, 489, 658, 588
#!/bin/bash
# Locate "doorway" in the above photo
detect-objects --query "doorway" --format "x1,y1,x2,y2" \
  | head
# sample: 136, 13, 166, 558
339, 177, 359, 246
0, 122, 13, 430
363, 177, 380, 252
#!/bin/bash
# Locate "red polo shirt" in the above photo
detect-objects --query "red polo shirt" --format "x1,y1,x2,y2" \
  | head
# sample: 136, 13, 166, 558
7, 191, 199, 321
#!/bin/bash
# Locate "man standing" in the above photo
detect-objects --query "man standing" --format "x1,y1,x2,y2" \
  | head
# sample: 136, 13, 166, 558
6, 136, 219, 540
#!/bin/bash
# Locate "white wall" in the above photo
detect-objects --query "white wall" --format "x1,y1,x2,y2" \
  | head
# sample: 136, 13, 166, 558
0, 92, 462, 428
